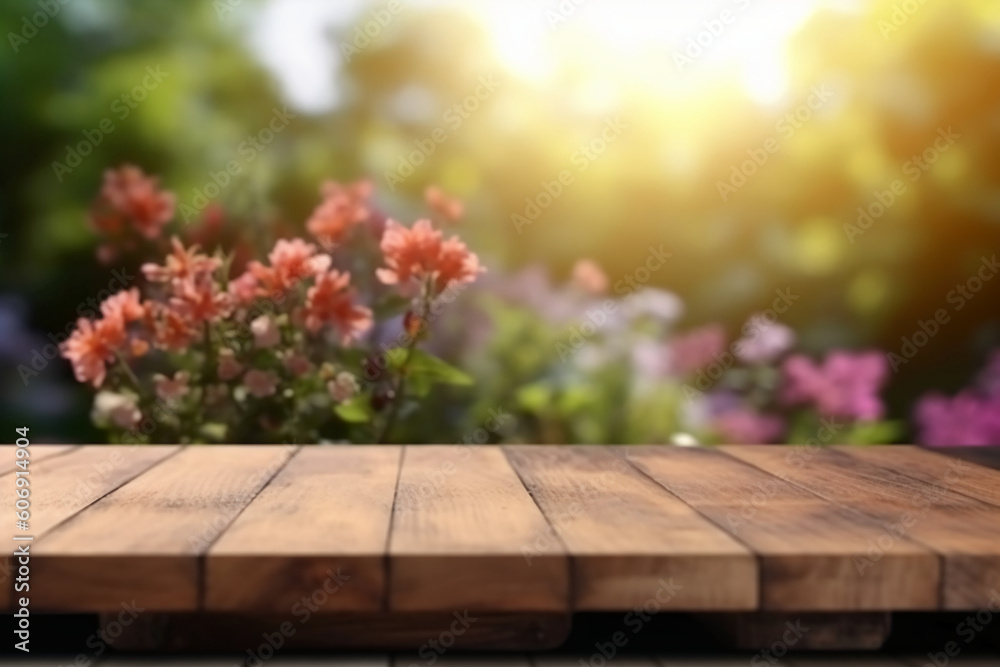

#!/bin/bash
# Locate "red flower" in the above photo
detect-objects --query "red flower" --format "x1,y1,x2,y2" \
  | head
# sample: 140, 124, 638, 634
425, 186, 464, 223
306, 180, 372, 249
60, 316, 127, 387
249, 239, 331, 295
100, 288, 146, 322
376, 219, 483, 294
303, 270, 373, 343
90, 165, 175, 239
170, 278, 233, 324
142, 237, 221, 285
144, 301, 197, 351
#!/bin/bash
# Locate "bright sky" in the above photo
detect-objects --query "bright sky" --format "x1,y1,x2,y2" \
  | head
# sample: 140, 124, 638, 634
250, 0, 863, 114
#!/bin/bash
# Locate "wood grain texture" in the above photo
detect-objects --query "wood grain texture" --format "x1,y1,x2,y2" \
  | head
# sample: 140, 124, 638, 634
505, 446, 757, 611
32, 445, 296, 611
0, 444, 75, 475
626, 447, 940, 611
723, 445, 1000, 610
1, 444, 178, 609
206, 446, 401, 611
389, 445, 569, 612
840, 445, 1000, 508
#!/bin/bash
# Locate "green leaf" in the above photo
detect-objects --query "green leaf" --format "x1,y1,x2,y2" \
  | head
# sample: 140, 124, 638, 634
844, 420, 904, 445
198, 422, 228, 442
390, 349, 473, 387
516, 382, 553, 413
335, 396, 374, 423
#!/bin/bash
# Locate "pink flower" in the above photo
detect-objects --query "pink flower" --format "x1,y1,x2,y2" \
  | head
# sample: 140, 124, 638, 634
713, 408, 785, 444
669, 324, 727, 376
282, 352, 312, 377
228, 271, 259, 306
217, 349, 243, 381
781, 351, 888, 421
61, 316, 127, 387
243, 369, 279, 398
376, 219, 484, 295
90, 165, 175, 239
915, 392, 1000, 446
303, 270, 373, 343
250, 315, 281, 348
153, 371, 190, 401
571, 259, 609, 295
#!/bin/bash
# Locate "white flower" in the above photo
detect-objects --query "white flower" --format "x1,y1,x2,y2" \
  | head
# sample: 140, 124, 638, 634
250, 315, 281, 349
92, 391, 142, 429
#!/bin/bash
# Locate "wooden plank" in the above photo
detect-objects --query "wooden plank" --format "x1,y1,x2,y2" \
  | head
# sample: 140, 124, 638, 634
389, 445, 569, 612
32, 444, 297, 611
0, 443, 75, 475
723, 445, 1000, 610
1, 444, 178, 609
271, 659, 389, 667
206, 446, 401, 611
839, 445, 1000, 508
626, 447, 940, 611
505, 446, 757, 610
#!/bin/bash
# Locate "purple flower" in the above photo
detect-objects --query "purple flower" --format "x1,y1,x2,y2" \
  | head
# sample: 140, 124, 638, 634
735, 314, 795, 364
713, 407, 785, 444
780, 351, 888, 421
915, 391, 1000, 446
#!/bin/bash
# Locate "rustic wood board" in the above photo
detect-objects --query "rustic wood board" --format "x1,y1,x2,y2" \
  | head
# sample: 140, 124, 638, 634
838, 445, 1000, 508
1, 444, 178, 609
31, 445, 296, 611
626, 447, 940, 611
206, 446, 401, 611
505, 446, 757, 610
388, 445, 569, 612
723, 445, 1000, 609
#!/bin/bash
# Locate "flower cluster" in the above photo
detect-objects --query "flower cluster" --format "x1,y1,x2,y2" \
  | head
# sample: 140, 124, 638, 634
915, 350, 1000, 446
62, 164, 483, 443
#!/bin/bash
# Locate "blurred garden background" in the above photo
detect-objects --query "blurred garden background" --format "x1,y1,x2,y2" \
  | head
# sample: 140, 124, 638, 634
1, 0, 999, 445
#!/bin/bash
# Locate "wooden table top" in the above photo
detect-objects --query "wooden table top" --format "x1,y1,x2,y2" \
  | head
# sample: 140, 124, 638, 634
4, 444, 1000, 614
